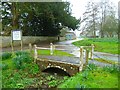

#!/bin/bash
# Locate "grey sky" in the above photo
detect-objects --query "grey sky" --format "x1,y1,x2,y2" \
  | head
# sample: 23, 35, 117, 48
66, 0, 119, 19
65, 0, 119, 36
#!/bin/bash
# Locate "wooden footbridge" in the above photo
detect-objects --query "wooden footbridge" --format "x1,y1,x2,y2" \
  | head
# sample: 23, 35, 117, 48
33, 43, 94, 76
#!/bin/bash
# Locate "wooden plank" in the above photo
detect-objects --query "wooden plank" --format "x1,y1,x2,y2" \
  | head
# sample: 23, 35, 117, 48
36, 47, 50, 50
36, 47, 66, 51
54, 45, 74, 47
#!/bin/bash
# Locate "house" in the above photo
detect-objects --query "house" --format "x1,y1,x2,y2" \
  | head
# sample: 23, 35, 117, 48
60, 27, 77, 40
65, 31, 76, 40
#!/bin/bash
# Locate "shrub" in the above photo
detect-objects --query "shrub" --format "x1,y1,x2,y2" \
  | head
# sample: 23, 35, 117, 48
15, 51, 29, 56
21, 54, 32, 63
12, 54, 33, 69
1, 52, 12, 60
0, 64, 8, 70
13, 56, 23, 69
28, 63, 39, 75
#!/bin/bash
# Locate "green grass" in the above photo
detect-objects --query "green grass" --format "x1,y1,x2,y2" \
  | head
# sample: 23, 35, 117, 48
2, 58, 13, 69
58, 64, 119, 88
1, 51, 40, 88
1, 50, 73, 88
2, 50, 119, 88
93, 58, 119, 65
72, 38, 119, 54
37, 49, 73, 56
2, 58, 40, 88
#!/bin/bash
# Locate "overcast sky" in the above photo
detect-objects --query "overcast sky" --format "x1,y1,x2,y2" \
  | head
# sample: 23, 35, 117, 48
66, 0, 119, 19
65, 0, 119, 36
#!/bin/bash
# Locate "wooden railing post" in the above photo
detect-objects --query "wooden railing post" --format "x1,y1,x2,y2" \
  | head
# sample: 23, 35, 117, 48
91, 44, 94, 60
85, 49, 89, 67
34, 44, 37, 62
50, 43, 54, 55
29, 43, 32, 55
79, 46, 83, 71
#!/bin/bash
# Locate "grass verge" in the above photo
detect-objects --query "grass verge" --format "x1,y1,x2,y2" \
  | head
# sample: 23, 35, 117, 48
92, 58, 119, 65
72, 38, 119, 54
58, 64, 119, 88
37, 49, 73, 56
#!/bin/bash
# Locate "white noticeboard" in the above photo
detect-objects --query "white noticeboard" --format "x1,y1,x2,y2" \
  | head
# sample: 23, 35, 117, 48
12, 30, 21, 41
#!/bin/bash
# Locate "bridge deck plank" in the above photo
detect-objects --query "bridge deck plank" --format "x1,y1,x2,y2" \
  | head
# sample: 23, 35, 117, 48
37, 55, 85, 65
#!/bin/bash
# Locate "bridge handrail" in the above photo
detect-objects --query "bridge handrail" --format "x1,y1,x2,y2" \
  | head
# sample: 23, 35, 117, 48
79, 44, 94, 69
35, 47, 66, 51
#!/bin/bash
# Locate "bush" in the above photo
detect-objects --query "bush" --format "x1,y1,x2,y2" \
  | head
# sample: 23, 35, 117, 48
28, 63, 39, 75
1, 52, 12, 60
15, 51, 29, 56
12, 54, 33, 69
0, 64, 8, 70
13, 56, 23, 69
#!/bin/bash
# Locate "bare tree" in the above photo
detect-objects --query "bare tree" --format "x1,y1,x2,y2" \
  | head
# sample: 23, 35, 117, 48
98, 0, 117, 38
82, 1, 99, 38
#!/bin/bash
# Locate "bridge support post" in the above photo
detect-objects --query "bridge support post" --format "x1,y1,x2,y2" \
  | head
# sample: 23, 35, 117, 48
79, 46, 83, 71
85, 49, 89, 67
50, 43, 54, 55
29, 43, 32, 56
91, 44, 94, 60
34, 44, 37, 62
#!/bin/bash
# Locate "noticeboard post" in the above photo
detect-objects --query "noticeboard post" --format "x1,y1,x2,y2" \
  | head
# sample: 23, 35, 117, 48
11, 30, 22, 53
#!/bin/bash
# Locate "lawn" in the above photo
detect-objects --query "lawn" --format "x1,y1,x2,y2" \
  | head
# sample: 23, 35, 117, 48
58, 64, 119, 88
72, 37, 119, 54
37, 49, 73, 56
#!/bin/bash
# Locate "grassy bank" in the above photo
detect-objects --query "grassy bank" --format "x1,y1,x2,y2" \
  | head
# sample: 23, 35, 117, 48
1, 50, 73, 88
58, 64, 119, 88
72, 38, 119, 54
1, 51, 119, 88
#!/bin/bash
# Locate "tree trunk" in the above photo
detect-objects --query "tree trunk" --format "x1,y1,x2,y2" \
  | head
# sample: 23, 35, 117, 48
100, 22, 104, 38
93, 10, 96, 38
12, 2, 19, 30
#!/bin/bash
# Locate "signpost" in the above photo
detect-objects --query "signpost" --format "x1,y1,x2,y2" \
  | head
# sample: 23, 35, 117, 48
12, 30, 21, 41
11, 30, 22, 53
